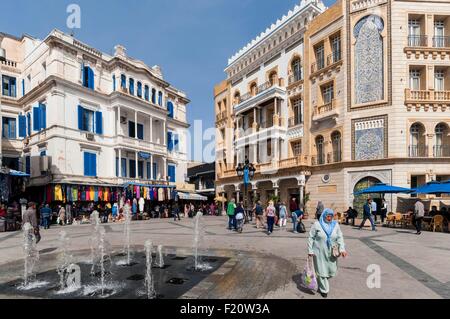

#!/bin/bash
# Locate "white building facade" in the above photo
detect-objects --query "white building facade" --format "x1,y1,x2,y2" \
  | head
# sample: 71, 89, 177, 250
0, 30, 189, 198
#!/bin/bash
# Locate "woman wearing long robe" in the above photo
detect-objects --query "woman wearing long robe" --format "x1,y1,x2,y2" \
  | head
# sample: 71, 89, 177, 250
307, 208, 347, 298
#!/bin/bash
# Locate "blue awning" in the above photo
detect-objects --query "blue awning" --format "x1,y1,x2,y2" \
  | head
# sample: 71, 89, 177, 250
354, 183, 412, 195
412, 181, 450, 194
6, 170, 30, 177
122, 182, 175, 188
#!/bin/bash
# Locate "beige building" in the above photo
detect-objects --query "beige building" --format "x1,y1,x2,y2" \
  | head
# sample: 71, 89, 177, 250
215, 0, 450, 215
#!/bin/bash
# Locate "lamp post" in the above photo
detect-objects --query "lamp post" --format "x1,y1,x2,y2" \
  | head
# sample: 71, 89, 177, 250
236, 157, 256, 222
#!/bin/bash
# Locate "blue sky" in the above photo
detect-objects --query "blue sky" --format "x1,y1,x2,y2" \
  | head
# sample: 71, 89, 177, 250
0, 0, 335, 160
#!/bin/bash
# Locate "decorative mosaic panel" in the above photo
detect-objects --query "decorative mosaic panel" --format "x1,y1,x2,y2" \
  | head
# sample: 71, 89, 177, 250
354, 15, 384, 105
354, 118, 385, 160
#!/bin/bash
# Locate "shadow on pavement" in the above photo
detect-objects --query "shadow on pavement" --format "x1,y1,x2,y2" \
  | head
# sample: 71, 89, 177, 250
292, 274, 315, 295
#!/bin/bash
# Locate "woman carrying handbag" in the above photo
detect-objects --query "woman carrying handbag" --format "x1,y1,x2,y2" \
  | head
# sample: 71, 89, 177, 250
307, 208, 347, 298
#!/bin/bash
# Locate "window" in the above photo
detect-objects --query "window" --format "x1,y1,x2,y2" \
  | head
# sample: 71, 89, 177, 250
144, 85, 149, 101
82, 66, 94, 90
168, 165, 176, 183
410, 69, 421, 90
2, 117, 16, 139
138, 161, 144, 178
121, 74, 127, 89
129, 160, 136, 178
331, 35, 341, 63
137, 123, 144, 140
434, 21, 445, 47
315, 44, 325, 70
129, 78, 135, 95
153, 162, 158, 180
322, 83, 334, 104
152, 88, 156, 104
18, 114, 27, 138
116, 158, 127, 177
25, 156, 31, 175
316, 136, 325, 165
292, 98, 303, 125
129, 121, 136, 138
158, 91, 163, 106
147, 162, 151, 180
408, 19, 421, 46
112, 75, 116, 91
266, 139, 272, 158
269, 72, 278, 86
435, 70, 445, 91
2, 75, 16, 97
292, 141, 302, 156
291, 58, 302, 82
32, 103, 47, 132
167, 131, 174, 151
83, 152, 97, 177
332, 131, 342, 162
234, 91, 241, 104
250, 83, 258, 96
78, 106, 94, 132
167, 101, 174, 118
137, 82, 142, 98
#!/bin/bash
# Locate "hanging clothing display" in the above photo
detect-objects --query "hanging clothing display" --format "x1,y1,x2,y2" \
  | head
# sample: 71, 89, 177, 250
54, 185, 63, 201
158, 188, 164, 201
98, 187, 103, 201
72, 187, 78, 202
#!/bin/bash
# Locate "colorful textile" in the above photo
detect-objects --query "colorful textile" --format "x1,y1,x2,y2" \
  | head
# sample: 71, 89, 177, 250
89, 187, 94, 201
94, 187, 98, 202
72, 187, 78, 202
54, 185, 63, 201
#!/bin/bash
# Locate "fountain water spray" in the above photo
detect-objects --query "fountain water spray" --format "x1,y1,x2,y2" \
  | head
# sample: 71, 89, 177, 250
22, 223, 39, 287
123, 203, 132, 265
56, 231, 73, 291
193, 211, 206, 271
144, 240, 156, 299
155, 245, 165, 268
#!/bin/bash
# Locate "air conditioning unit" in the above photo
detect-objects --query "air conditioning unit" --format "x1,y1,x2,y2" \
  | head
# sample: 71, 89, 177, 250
86, 133, 95, 141
40, 156, 49, 171
120, 116, 127, 124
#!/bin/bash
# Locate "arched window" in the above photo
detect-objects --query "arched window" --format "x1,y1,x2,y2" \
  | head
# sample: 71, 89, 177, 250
410, 123, 426, 157
331, 131, 342, 162
129, 78, 135, 95
120, 74, 126, 90
291, 57, 302, 82
269, 72, 278, 86
167, 101, 174, 118
144, 85, 149, 101
82, 66, 94, 90
151, 88, 156, 104
250, 83, 258, 96
137, 82, 142, 98
234, 91, 241, 105
435, 123, 449, 157
158, 91, 163, 106
316, 135, 325, 165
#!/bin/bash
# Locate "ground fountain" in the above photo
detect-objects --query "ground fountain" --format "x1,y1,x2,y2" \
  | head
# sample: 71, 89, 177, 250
123, 204, 132, 265
192, 211, 211, 271
155, 245, 165, 269
21, 223, 40, 289
56, 231, 73, 291
144, 240, 156, 299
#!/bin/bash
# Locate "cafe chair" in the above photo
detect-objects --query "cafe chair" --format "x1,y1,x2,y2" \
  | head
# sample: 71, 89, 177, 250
431, 215, 444, 232
386, 212, 395, 227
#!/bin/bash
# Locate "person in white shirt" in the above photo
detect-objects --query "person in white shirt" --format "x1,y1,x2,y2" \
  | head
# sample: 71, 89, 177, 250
371, 199, 378, 222
138, 197, 145, 216
414, 200, 425, 235
381, 199, 388, 224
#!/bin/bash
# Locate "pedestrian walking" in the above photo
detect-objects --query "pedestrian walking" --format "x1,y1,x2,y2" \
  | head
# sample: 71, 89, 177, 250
316, 201, 324, 220
40, 204, 52, 229
278, 202, 287, 230
266, 201, 276, 235
371, 198, 378, 222
172, 203, 181, 221
23, 202, 41, 244
254, 201, 264, 229
235, 202, 245, 232
358, 199, 376, 231
414, 199, 425, 235
58, 205, 66, 226
132, 198, 138, 219
307, 208, 347, 298
112, 202, 118, 222
381, 199, 388, 224
226, 199, 237, 230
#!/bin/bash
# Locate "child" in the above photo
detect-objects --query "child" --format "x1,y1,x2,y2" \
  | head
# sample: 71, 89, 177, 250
279, 202, 288, 230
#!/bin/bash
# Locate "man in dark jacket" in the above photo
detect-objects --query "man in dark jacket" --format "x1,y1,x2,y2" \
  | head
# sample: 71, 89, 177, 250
358, 199, 376, 231
40, 204, 52, 229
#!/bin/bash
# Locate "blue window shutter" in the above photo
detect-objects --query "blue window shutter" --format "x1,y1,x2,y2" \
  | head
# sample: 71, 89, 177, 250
128, 121, 135, 138
147, 162, 151, 180
168, 165, 176, 183
95, 111, 103, 135
167, 101, 174, 118
153, 163, 157, 179
137, 82, 142, 98
78, 105, 83, 130
158, 91, 162, 106
152, 89, 156, 104
92, 153, 97, 177
130, 160, 136, 178
121, 74, 126, 89
88, 67, 94, 90
18, 115, 26, 138
121, 158, 127, 177
22, 79, 25, 96
174, 134, 179, 151
40, 150, 46, 156
113, 75, 116, 91
167, 132, 173, 151
138, 161, 144, 178
39, 103, 46, 130
27, 113, 31, 136
33, 106, 40, 131
84, 152, 89, 176
129, 78, 134, 95
82, 66, 87, 87
137, 124, 144, 140
26, 156, 31, 175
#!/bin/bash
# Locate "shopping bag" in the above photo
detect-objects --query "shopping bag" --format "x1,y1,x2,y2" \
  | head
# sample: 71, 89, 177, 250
301, 256, 318, 291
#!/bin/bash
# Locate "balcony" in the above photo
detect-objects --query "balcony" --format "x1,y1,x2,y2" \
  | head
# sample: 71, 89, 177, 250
407, 35, 428, 47
216, 111, 227, 123
288, 74, 303, 86
288, 117, 303, 128
0, 59, 18, 69
234, 79, 286, 114
433, 36, 450, 48
313, 100, 338, 123
115, 135, 166, 154
434, 145, 450, 158
310, 51, 342, 76
405, 89, 450, 110
327, 151, 342, 164
311, 154, 326, 166
409, 145, 428, 158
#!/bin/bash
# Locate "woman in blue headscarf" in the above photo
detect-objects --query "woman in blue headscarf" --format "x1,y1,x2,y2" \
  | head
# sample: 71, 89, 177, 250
307, 208, 347, 298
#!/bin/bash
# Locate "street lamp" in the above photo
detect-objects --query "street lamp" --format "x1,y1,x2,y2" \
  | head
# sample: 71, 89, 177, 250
236, 157, 256, 221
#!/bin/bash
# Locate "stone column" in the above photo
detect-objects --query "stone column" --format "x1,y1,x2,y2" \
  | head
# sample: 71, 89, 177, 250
149, 115, 153, 143
163, 121, 167, 145
135, 151, 139, 180
150, 155, 154, 180
427, 134, 434, 157
135, 111, 138, 139
117, 106, 121, 136
118, 149, 122, 178
163, 157, 167, 181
